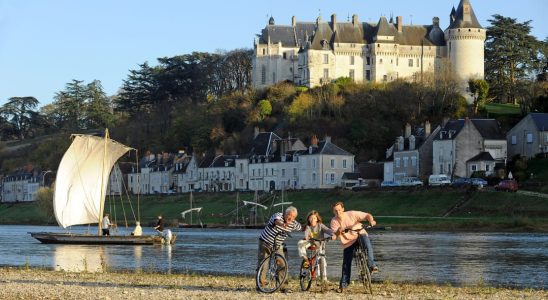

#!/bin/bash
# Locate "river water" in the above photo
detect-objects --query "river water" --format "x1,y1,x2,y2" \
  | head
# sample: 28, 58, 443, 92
0, 225, 546, 289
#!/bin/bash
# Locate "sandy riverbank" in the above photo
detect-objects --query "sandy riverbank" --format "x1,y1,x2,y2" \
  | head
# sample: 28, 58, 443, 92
0, 268, 545, 300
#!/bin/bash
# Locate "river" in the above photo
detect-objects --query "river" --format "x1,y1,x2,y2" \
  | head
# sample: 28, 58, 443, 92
0, 225, 546, 289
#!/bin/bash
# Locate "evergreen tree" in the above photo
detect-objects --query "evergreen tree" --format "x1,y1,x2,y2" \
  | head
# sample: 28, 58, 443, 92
485, 14, 544, 104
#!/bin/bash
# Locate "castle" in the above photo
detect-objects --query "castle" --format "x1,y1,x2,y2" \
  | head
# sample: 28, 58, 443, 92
252, 0, 485, 89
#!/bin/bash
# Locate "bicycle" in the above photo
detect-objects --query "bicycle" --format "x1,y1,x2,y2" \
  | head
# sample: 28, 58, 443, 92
255, 232, 289, 293
299, 237, 331, 292
343, 225, 374, 294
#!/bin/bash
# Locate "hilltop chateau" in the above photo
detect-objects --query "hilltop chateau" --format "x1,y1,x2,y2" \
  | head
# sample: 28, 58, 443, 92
252, 0, 485, 88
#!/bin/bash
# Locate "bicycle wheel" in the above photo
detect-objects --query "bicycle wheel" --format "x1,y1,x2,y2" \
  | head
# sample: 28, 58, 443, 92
256, 253, 288, 293
299, 259, 312, 291
355, 249, 372, 294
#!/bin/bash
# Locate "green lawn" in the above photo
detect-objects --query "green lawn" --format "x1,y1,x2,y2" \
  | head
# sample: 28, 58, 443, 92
484, 103, 521, 116
2, 188, 547, 232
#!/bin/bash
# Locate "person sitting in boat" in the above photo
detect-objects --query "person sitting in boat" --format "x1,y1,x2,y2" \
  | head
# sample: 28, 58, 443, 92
101, 213, 111, 236
154, 215, 164, 232
132, 221, 142, 236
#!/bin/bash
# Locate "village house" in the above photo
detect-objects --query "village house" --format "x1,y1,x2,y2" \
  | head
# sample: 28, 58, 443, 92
386, 121, 441, 181
506, 113, 548, 159
432, 118, 506, 178
1, 168, 40, 202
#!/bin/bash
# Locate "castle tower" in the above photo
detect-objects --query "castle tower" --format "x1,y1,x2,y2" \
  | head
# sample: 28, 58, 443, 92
444, 0, 486, 81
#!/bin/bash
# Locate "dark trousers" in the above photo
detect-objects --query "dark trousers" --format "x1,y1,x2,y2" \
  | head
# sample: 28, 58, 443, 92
339, 234, 376, 288
102, 229, 110, 236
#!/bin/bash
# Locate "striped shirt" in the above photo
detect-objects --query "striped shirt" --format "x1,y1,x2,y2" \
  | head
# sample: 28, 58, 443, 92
259, 212, 302, 247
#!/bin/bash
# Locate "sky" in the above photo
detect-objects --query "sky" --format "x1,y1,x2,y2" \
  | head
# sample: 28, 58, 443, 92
0, 0, 547, 107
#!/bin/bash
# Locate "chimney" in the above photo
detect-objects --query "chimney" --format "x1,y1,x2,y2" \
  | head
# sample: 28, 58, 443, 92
292, 16, 296, 27
254, 126, 259, 138
409, 135, 416, 150
425, 121, 431, 137
405, 123, 412, 138
308, 146, 313, 154
432, 17, 440, 27
272, 139, 278, 154
331, 14, 337, 31
325, 136, 332, 143
352, 14, 358, 26
398, 136, 404, 151
397, 16, 403, 32
311, 134, 318, 147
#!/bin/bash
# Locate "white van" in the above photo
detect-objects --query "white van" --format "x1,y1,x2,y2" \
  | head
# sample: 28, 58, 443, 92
428, 174, 451, 186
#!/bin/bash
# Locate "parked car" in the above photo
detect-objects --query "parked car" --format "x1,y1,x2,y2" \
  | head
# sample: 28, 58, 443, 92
399, 177, 424, 186
381, 181, 400, 187
428, 174, 452, 186
470, 178, 488, 187
452, 177, 472, 187
495, 179, 518, 192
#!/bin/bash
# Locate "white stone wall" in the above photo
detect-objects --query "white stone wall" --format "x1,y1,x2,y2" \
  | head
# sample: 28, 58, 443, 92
484, 140, 507, 161
445, 28, 486, 81
253, 42, 299, 88
432, 139, 455, 176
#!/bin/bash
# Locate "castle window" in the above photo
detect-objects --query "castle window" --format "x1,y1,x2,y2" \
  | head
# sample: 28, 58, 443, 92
396, 58, 399, 66
383, 75, 387, 81
323, 54, 329, 64
377, 44, 380, 48
365, 70, 371, 80
323, 68, 329, 79
416, 58, 419, 67
283, 52, 287, 59
379, 58, 383, 64
349, 70, 355, 81
262, 48, 266, 55
261, 66, 266, 84
350, 56, 355, 65
272, 72, 276, 83
366, 57, 370, 65
408, 59, 413, 67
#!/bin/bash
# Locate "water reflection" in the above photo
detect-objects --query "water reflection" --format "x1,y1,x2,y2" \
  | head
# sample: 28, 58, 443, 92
0, 226, 546, 289
53, 245, 104, 272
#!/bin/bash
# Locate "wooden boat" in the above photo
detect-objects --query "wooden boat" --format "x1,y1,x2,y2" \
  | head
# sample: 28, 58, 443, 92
29, 232, 165, 245
29, 130, 175, 245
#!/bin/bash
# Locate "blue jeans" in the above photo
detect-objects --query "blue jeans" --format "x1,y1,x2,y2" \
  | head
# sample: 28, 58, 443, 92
339, 234, 376, 288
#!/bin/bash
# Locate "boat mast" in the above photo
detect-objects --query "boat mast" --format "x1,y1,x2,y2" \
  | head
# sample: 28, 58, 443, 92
190, 191, 193, 225
98, 128, 109, 236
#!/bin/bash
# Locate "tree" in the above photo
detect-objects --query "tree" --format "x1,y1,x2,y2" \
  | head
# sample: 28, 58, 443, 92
85, 80, 115, 129
485, 14, 544, 104
0, 96, 40, 140
468, 79, 490, 114
256, 100, 272, 121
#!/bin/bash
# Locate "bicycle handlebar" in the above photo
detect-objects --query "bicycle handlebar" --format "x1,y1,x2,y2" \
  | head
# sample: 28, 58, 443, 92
343, 225, 372, 234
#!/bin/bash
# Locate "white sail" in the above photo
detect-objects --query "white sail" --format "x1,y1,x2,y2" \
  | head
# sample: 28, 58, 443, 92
54, 134, 132, 228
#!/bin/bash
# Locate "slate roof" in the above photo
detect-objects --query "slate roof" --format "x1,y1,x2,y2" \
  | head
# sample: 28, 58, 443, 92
447, 0, 483, 29
249, 132, 282, 156
258, 14, 448, 49
296, 139, 353, 156
467, 151, 495, 162
530, 113, 548, 131
435, 119, 505, 140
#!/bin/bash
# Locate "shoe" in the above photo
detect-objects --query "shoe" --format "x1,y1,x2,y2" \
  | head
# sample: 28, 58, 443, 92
370, 265, 379, 273
280, 287, 292, 293
302, 258, 309, 269
336, 287, 344, 293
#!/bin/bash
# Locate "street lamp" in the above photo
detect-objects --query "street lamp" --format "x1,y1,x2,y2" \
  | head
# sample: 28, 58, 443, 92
42, 170, 52, 187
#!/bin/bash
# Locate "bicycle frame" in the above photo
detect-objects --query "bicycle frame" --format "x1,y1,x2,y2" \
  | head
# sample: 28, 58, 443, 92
256, 231, 290, 293
300, 237, 330, 292
343, 225, 373, 294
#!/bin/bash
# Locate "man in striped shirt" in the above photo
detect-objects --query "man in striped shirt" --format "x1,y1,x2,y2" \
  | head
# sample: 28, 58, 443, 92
257, 206, 302, 291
